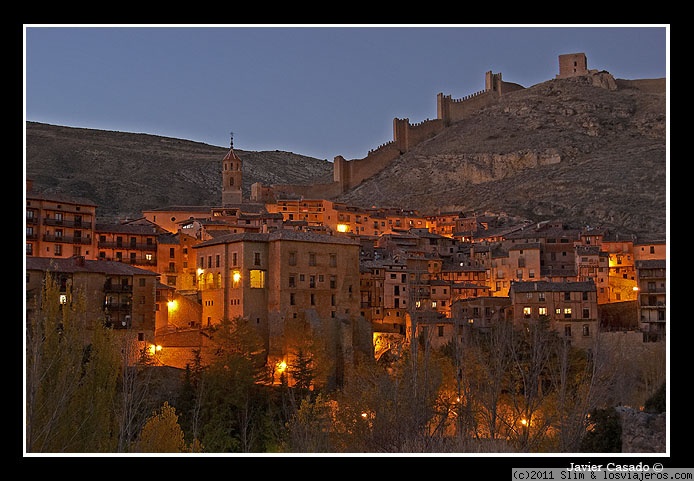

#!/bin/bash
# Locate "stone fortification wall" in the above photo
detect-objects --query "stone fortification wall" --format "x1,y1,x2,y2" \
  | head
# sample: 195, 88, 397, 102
269, 181, 344, 200
334, 141, 402, 192
270, 54, 596, 200
393, 117, 445, 152
327, 69, 518, 196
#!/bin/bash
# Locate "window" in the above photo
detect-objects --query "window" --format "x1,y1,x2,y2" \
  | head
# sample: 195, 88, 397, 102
231, 270, 241, 288
564, 325, 572, 337
139, 278, 146, 287
249, 270, 265, 288
583, 308, 590, 319
290, 293, 296, 305
438, 326, 444, 337
26, 243, 33, 255
310, 293, 316, 306
330, 276, 337, 289
215, 255, 220, 267
582, 291, 588, 301
289, 251, 297, 266
254, 252, 261, 266
331, 294, 336, 306
564, 307, 572, 319
538, 293, 545, 301
582, 324, 590, 336
289, 275, 296, 288
564, 292, 571, 301
207, 256, 212, 268
539, 307, 547, 316
309, 276, 316, 288
54, 244, 62, 256
523, 307, 532, 318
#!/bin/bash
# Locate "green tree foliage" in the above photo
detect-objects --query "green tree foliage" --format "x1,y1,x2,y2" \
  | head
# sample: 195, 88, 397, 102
134, 402, 187, 453
25, 274, 120, 453
284, 393, 333, 452
579, 407, 622, 453
198, 317, 272, 452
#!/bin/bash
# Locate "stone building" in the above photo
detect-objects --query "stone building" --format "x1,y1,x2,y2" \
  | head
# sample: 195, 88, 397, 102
508, 279, 599, 349
25, 256, 160, 349
190, 229, 372, 386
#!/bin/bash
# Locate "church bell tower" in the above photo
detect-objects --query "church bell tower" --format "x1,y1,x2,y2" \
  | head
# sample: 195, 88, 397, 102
222, 132, 243, 206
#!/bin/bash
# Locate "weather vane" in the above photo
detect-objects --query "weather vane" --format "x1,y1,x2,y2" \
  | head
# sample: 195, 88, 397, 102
230, 131, 234, 149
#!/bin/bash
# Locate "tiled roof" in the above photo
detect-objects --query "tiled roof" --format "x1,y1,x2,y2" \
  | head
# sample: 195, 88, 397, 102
510, 280, 596, 293
26, 257, 159, 276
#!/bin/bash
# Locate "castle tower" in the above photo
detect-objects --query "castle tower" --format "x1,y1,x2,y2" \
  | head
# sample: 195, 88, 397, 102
556, 53, 588, 79
222, 132, 243, 206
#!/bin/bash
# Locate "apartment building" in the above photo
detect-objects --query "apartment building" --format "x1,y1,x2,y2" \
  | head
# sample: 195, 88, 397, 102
26, 180, 97, 260
635, 259, 666, 342
26, 256, 160, 347
95, 218, 166, 268
190, 229, 369, 383
508, 279, 599, 349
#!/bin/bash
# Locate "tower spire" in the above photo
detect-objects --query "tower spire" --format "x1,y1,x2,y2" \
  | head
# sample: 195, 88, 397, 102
230, 131, 234, 149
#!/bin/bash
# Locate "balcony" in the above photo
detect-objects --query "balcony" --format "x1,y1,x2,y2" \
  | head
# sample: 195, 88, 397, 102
43, 234, 93, 245
43, 218, 93, 229
104, 283, 133, 293
98, 241, 157, 251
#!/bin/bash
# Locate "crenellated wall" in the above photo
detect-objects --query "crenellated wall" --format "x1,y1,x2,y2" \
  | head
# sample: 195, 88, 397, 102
261, 55, 589, 200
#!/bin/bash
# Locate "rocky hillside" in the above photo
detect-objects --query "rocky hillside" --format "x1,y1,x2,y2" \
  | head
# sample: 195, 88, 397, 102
336, 75, 666, 237
25, 74, 666, 237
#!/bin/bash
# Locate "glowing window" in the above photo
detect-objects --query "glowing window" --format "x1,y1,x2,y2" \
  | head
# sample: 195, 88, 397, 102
250, 270, 265, 289
523, 306, 531, 318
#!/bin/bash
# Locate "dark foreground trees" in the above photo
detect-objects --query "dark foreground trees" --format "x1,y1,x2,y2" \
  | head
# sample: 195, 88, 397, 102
25, 295, 665, 453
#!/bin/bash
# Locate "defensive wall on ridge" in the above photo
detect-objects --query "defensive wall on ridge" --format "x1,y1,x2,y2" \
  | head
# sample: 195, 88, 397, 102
252, 55, 584, 202
329, 71, 525, 195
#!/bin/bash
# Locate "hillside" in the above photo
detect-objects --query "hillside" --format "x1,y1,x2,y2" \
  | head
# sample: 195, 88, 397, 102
25, 74, 666, 237
335, 76, 667, 237
25, 122, 334, 222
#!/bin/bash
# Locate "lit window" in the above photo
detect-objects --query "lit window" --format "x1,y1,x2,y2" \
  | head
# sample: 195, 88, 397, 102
538, 307, 547, 316
249, 270, 265, 288
232, 270, 241, 288
523, 307, 532, 318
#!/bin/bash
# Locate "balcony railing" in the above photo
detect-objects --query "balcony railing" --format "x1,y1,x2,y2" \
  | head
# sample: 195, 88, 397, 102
43, 218, 93, 229
98, 241, 157, 251
104, 284, 132, 293
43, 234, 93, 245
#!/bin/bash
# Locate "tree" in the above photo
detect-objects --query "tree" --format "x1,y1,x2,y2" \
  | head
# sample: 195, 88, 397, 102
579, 407, 622, 453
197, 317, 271, 452
26, 274, 120, 453
134, 402, 187, 453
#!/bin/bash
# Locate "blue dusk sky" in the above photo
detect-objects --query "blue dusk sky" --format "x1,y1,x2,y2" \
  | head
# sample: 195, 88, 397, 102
24, 24, 669, 161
